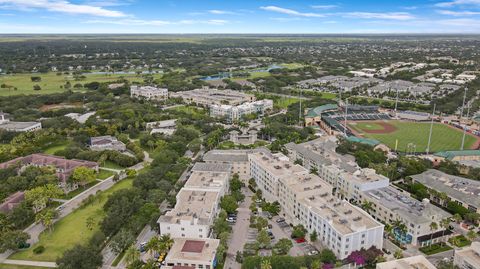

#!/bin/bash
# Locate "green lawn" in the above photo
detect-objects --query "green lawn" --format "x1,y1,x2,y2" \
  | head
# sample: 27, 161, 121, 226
101, 160, 125, 170
97, 169, 115, 180
349, 120, 479, 153
449, 235, 472, 247
0, 72, 162, 96
419, 243, 452, 255
9, 178, 133, 262
42, 141, 70, 155
274, 97, 301, 109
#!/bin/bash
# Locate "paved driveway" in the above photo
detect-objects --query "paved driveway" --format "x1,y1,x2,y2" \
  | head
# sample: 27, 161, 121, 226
269, 216, 304, 256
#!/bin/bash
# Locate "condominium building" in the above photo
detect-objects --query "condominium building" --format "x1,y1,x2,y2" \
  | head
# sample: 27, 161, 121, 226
162, 238, 219, 269
454, 242, 480, 269
210, 99, 273, 121
249, 150, 384, 259
158, 163, 230, 239
376, 255, 436, 269
202, 148, 269, 181
285, 137, 389, 202
130, 85, 168, 100
0, 112, 42, 132
359, 186, 451, 246
170, 87, 254, 106
411, 169, 480, 214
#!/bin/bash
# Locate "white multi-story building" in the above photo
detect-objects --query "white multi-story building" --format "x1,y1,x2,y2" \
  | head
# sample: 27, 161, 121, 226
210, 99, 273, 121
249, 150, 384, 259
359, 186, 451, 246
454, 242, 480, 269
376, 255, 436, 269
170, 87, 254, 106
285, 137, 389, 202
130, 85, 168, 100
158, 163, 230, 239
162, 238, 219, 269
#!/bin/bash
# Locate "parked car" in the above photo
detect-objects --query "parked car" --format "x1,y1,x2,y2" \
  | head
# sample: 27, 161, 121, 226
276, 218, 285, 223
139, 242, 147, 252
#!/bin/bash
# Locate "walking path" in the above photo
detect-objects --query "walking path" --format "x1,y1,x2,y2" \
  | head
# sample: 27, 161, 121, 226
2, 259, 57, 268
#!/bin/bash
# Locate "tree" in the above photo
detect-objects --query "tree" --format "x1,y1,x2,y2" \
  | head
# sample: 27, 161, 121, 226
25, 184, 63, 213
393, 250, 404, 259
124, 245, 140, 266
35, 209, 57, 232
319, 249, 337, 264
311, 259, 321, 269
70, 166, 96, 188
33, 85, 42, 91
436, 260, 460, 269
257, 229, 271, 249
0, 230, 29, 252
361, 201, 374, 214
274, 238, 293, 255
86, 216, 95, 231
159, 234, 174, 253
440, 218, 450, 242
310, 230, 318, 242
110, 229, 135, 255
220, 195, 238, 214
255, 217, 268, 231
57, 245, 103, 269
466, 230, 478, 241
429, 222, 438, 246
261, 259, 272, 269
291, 224, 307, 239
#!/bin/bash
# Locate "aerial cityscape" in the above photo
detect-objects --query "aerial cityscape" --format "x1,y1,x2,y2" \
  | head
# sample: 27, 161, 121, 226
1, 1, 480, 269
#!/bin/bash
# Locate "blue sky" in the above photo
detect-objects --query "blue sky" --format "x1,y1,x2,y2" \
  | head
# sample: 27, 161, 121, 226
1, 0, 480, 33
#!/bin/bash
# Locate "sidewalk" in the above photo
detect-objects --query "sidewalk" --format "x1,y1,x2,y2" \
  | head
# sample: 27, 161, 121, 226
3, 259, 57, 268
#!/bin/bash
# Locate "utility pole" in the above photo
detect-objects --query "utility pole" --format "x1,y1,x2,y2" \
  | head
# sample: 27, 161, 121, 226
426, 103, 436, 154
461, 104, 471, 150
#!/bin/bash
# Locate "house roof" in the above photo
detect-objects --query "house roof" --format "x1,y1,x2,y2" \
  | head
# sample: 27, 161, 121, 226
434, 150, 480, 160
181, 240, 205, 253
306, 104, 338, 118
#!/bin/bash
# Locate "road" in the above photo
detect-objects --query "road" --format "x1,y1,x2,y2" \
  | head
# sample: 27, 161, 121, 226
224, 188, 253, 269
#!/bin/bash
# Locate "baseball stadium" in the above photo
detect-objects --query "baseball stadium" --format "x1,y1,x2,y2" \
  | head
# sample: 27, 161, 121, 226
305, 104, 480, 153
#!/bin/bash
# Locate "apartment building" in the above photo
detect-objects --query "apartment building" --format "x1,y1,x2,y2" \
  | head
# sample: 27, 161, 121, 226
162, 238, 219, 269
454, 242, 480, 269
210, 99, 273, 121
360, 186, 451, 246
202, 148, 269, 181
130, 85, 168, 100
376, 255, 436, 269
158, 163, 230, 239
249, 150, 384, 259
411, 169, 480, 214
285, 137, 389, 202
170, 87, 254, 106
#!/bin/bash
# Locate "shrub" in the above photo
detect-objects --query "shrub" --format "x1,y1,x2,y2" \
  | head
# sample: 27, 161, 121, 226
33, 245, 45, 254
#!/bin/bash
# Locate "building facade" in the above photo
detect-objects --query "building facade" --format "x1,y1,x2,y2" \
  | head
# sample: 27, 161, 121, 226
163, 238, 219, 269
454, 242, 480, 269
130, 85, 168, 100
210, 99, 273, 121
0, 112, 42, 132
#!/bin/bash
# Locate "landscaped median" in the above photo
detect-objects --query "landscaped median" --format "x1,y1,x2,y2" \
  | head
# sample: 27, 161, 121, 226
419, 243, 452, 255
8, 178, 133, 262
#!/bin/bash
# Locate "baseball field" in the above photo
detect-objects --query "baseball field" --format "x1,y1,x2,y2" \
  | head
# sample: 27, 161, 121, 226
348, 120, 480, 153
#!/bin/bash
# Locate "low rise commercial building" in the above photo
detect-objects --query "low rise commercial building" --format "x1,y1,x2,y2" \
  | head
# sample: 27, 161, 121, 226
285, 137, 389, 202
454, 241, 480, 269
146, 119, 177, 135
360, 186, 451, 246
170, 87, 254, 106
249, 150, 384, 259
376, 255, 436, 269
210, 99, 273, 121
130, 85, 168, 100
90, 136, 126, 152
0, 112, 42, 132
162, 238, 219, 269
411, 169, 480, 214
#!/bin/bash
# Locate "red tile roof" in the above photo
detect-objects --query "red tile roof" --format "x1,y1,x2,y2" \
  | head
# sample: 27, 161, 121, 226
0, 191, 25, 213
172, 266, 195, 269
181, 240, 205, 253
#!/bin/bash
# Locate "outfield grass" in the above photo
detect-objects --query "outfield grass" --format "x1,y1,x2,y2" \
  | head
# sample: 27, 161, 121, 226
9, 178, 133, 262
349, 120, 479, 153
0, 72, 162, 96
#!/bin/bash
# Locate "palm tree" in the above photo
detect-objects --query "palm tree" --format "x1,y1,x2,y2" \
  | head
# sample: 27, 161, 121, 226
452, 213, 462, 224
429, 222, 438, 246
440, 218, 450, 243
145, 236, 161, 256
159, 234, 174, 253
260, 259, 272, 269
361, 201, 374, 214
124, 245, 140, 266
466, 230, 478, 242
311, 259, 321, 269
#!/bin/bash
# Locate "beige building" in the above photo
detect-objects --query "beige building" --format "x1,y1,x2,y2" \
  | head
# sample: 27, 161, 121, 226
162, 238, 219, 269
454, 241, 480, 269
170, 87, 254, 107
130, 85, 168, 100
249, 150, 384, 259
376, 255, 436, 269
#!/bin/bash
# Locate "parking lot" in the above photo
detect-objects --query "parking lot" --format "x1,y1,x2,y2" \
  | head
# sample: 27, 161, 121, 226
269, 216, 319, 257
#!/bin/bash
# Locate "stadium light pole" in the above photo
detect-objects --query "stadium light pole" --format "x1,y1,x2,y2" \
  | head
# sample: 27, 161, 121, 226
460, 103, 471, 150
460, 88, 468, 119
394, 88, 399, 117
426, 103, 436, 154
343, 97, 350, 137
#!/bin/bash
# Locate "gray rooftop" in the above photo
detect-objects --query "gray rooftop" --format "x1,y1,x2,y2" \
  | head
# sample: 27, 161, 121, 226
411, 169, 480, 209
203, 148, 269, 162
191, 162, 232, 173
0, 121, 39, 130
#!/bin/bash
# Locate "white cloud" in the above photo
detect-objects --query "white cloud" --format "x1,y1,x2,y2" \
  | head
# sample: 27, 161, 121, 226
343, 12, 414, 20
208, 9, 236, 15
437, 18, 480, 26
85, 18, 229, 26
435, 0, 480, 7
0, 0, 127, 17
311, 5, 338, 10
260, 5, 325, 17
436, 9, 480, 15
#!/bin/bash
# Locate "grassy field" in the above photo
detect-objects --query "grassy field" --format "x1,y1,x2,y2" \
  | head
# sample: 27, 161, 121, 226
0, 72, 162, 96
42, 141, 70, 155
9, 178, 133, 262
0, 265, 50, 269
348, 120, 479, 153
97, 169, 115, 180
